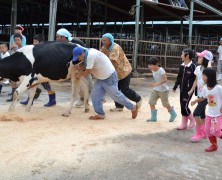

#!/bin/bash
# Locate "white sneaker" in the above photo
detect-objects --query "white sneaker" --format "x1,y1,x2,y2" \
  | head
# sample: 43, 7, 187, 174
136, 98, 143, 109
110, 107, 123, 112
75, 100, 84, 107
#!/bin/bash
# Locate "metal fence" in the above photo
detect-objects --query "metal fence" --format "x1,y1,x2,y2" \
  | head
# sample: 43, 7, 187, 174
78, 37, 218, 72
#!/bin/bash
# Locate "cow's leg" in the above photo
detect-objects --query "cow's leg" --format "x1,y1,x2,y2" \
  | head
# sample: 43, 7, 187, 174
62, 78, 80, 117
8, 75, 37, 112
8, 90, 20, 112
80, 79, 90, 113
25, 86, 38, 112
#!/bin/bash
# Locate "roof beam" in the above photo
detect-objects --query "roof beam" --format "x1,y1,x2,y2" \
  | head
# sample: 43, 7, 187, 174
91, 0, 129, 15
144, 3, 183, 20
195, 0, 222, 16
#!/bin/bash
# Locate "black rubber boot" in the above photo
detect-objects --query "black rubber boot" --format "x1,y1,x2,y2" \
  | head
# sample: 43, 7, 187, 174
0, 84, 2, 94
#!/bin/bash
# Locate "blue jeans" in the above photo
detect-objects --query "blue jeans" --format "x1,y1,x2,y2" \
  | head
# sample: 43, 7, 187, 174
91, 72, 134, 116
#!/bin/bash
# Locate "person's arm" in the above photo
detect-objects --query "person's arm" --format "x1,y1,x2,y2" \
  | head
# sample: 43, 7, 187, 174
188, 77, 197, 96
173, 66, 182, 92
9, 35, 14, 49
22, 35, 26, 46
75, 52, 94, 78
191, 97, 206, 106
109, 47, 120, 65
150, 74, 167, 87
75, 69, 92, 79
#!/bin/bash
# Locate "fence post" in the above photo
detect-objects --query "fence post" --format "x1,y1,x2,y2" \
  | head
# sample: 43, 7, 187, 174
164, 44, 168, 69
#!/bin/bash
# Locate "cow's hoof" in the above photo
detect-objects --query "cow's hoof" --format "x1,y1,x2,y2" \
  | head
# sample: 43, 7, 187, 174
25, 107, 31, 112
62, 113, 70, 117
8, 107, 15, 112
85, 109, 89, 113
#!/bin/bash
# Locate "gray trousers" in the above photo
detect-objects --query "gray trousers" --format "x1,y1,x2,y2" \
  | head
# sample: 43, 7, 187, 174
217, 60, 222, 74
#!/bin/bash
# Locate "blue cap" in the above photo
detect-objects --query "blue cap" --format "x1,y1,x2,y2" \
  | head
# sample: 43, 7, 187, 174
220, 37, 222, 41
57, 28, 73, 41
72, 46, 85, 61
102, 33, 114, 51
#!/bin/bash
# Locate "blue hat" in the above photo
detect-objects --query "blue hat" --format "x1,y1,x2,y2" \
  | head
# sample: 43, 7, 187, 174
102, 33, 114, 51
220, 37, 222, 41
57, 28, 73, 41
72, 46, 85, 61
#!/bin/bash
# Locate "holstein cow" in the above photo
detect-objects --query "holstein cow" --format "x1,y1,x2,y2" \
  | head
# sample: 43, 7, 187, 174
0, 41, 90, 116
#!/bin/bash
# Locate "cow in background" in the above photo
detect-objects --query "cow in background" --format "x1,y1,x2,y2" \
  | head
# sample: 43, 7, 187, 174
0, 41, 90, 116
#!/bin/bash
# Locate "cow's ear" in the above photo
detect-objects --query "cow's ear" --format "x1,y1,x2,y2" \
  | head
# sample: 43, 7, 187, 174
72, 60, 80, 65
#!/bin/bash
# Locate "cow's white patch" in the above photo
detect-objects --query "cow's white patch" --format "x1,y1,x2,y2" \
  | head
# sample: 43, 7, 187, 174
16, 74, 33, 94
18, 45, 35, 66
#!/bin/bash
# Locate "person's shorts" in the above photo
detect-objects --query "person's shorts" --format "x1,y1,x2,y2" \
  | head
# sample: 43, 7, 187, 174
149, 90, 170, 107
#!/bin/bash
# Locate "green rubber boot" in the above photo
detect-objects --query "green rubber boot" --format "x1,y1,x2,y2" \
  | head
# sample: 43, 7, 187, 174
169, 107, 177, 122
147, 109, 157, 122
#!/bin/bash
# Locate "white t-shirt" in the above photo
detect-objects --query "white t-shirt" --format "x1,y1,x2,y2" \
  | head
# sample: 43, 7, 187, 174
86, 48, 115, 80
194, 65, 205, 97
1, 51, 10, 59
203, 84, 222, 117
218, 45, 222, 60
152, 67, 169, 92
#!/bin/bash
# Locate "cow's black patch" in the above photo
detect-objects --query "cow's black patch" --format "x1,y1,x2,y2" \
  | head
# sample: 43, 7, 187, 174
0, 52, 32, 81
32, 42, 78, 80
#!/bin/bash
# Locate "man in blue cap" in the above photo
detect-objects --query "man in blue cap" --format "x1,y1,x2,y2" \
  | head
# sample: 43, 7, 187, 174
72, 46, 138, 120
56, 28, 93, 106
100, 33, 142, 112
217, 37, 222, 81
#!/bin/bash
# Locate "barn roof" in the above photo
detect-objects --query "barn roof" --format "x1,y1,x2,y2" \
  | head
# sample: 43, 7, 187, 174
0, 0, 221, 25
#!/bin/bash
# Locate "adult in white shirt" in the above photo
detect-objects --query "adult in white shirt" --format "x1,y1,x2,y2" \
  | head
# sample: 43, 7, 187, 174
217, 38, 222, 80
72, 46, 138, 120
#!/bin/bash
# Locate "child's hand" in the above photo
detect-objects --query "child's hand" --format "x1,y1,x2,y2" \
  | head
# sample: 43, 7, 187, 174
188, 90, 193, 96
11, 43, 18, 49
172, 89, 176, 93
191, 100, 196, 106
150, 82, 158, 87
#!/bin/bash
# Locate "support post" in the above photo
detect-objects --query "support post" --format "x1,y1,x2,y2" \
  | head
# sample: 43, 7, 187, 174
10, 0, 17, 37
140, 3, 144, 40
188, 0, 194, 47
132, 0, 140, 76
48, 0, 58, 41
86, 0, 92, 46
180, 20, 183, 43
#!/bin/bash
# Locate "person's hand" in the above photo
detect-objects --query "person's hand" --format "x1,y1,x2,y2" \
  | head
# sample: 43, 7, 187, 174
191, 100, 196, 106
220, 107, 222, 113
188, 90, 193, 96
75, 73, 82, 79
77, 63, 85, 71
11, 43, 18, 49
172, 89, 176, 93
150, 82, 158, 87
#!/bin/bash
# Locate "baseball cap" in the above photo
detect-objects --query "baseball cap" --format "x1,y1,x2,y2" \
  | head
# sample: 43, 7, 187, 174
15, 25, 24, 31
196, 50, 213, 61
72, 46, 85, 61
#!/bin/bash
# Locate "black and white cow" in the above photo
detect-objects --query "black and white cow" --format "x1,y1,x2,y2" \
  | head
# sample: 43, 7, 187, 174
0, 41, 90, 116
